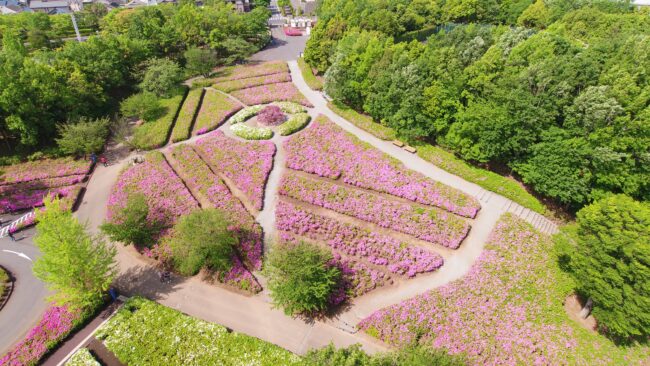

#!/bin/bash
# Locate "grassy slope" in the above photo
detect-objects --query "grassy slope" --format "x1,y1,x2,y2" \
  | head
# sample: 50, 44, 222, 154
170, 88, 203, 143
327, 102, 546, 214
132, 87, 187, 150
297, 58, 324, 91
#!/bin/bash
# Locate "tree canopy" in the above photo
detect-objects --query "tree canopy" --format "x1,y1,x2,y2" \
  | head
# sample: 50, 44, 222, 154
555, 194, 650, 340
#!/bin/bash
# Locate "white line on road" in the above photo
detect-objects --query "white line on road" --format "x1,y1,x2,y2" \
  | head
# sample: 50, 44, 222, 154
2, 249, 32, 261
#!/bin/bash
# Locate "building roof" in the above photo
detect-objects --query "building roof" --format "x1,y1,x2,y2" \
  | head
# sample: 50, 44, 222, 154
632, 0, 650, 5
29, 0, 69, 8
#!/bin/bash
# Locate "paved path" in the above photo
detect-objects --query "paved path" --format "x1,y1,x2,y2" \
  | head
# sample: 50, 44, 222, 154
0, 227, 49, 353
286, 60, 559, 323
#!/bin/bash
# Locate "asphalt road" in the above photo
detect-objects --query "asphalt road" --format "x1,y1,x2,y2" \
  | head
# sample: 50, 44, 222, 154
0, 226, 49, 354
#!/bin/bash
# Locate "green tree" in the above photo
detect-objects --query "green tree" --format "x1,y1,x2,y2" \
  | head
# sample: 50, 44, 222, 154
139, 58, 182, 97
120, 92, 163, 122
101, 193, 161, 248
167, 209, 237, 276
33, 198, 117, 309
555, 194, 650, 339
184, 47, 218, 77
56, 117, 110, 157
265, 242, 341, 316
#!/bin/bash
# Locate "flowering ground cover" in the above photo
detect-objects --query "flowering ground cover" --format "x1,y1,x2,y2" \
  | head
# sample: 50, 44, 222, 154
230, 124, 274, 140
279, 172, 470, 249
213, 72, 291, 93
284, 116, 480, 218
95, 297, 301, 366
276, 201, 443, 277
107, 151, 199, 229
170, 144, 262, 271
213, 61, 288, 83
358, 214, 650, 366
1, 305, 80, 366
132, 87, 187, 150
0, 157, 90, 186
170, 88, 203, 143
195, 131, 275, 212
278, 113, 311, 136
230, 82, 313, 107
193, 89, 242, 135
0, 183, 83, 214
0, 174, 85, 196
257, 105, 286, 126
65, 348, 100, 366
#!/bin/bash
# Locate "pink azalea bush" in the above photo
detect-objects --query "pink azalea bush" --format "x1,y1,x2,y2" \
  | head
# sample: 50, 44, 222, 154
0, 174, 84, 196
0, 305, 79, 366
279, 172, 470, 248
284, 116, 480, 218
358, 214, 650, 366
192, 89, 242, 136
196, 131, 275, 211
276, 201, 444, 277
170, 145, 262, 271
0, 157, 91, 186
257, 105, 286, 126
0, 183, 83, 214
230, 82, 314, 107
107, 152, 199, 228
213, 61, 288, 83
213, 72, 291, 93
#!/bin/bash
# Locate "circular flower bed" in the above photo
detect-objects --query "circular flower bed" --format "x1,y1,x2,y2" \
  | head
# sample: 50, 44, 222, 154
228, 102, 310, 140
257, 105, 286, 126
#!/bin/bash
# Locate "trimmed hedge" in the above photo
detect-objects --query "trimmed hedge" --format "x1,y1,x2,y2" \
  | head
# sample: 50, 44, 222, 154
229, 105, 264, 124
132, 87, 187, 150
230, 123, 273, 140
170, 88, 203, 143
272, 101, 306, 114
278, 113, 311, 136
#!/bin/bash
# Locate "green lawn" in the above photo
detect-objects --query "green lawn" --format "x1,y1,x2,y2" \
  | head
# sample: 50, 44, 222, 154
297, 58, 324, 91
327, 102, 547, 214
132, 87, 187, 150
95, 297, 302, 366
170, 88, 203, 143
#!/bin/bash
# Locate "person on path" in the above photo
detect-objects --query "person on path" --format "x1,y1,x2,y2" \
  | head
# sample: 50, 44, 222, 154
99, 156, 108, 167
8, 229, 15, 241
90, 153, 97, 165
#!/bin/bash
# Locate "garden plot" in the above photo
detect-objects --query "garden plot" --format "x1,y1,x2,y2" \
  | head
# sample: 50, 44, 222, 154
284, 116, 480, 218
195, 131, 275, 212
213, 72, 291, 93
132, 87, 187, 150
212, 61, 289, 83
230, 82, 313, 107
0, 157, 91, 214
193, 89, 242, 136
170, 88, 203, 143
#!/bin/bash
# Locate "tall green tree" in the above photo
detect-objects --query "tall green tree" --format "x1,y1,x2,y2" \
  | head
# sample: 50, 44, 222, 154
34, 198, 117, 309
184, 47, 218, 77
555, 194, 650, 339
139, 58, 183, 97
101, 193, 161, 248
56, 117, 110, 157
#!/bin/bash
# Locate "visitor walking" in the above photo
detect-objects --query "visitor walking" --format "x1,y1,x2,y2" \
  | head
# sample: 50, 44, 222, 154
90, 153, 97, 165
7, 229, 15, 241
99, 156, 108, 167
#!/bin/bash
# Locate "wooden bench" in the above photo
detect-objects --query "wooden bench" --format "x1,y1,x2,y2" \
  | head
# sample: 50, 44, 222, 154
404, 145, 417, 153
392, 140, 404, 147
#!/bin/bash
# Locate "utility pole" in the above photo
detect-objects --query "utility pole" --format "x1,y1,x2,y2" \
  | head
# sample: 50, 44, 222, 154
70, 13, 82, 42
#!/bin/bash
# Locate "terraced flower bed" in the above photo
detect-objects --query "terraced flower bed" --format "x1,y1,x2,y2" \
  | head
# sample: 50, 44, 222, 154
357, 214, 650, 365
212, 61, 288, 83
284, 116, 480, 218
95, 297, 301, 366
170, 88, 203, 143
170, 145, 262, 271
195, 131, 275, 212
0, 157, 90, 186
213, 72, 291, 93
193, 89, 242, 135
0, 184, 83, 214
107, 152, 199, 229
1, 305, 80, 366
279, 172, 470, 249
276, 201, 444, 277
230, 82, 313, 107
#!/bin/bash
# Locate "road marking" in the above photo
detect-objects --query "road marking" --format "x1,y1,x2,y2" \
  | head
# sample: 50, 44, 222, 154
2, 250, 32, 261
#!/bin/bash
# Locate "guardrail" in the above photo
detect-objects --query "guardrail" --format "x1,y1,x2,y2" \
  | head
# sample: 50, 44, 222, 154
0, 211, 36, 238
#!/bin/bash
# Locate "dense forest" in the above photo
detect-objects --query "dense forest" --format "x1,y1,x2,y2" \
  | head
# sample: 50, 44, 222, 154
0, 2, 269, 155
304, 0, 650, 210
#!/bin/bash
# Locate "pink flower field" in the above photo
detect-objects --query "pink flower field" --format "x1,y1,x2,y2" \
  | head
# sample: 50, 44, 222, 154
0, 184, 83, 214
279, 172, 470, 248
169, 144, 262, 271
230, 82, 314, 107
213, 72, 291, 93
195, 131, 275, 211
0, 157, 91, 186
192, 89, 243, 136
284, 116, 480, 218
107, 152, 199, 228
0, 305, 79, 366
276, 201, 443, 277
213, 61, 288, 82
358, 214, 650, 366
